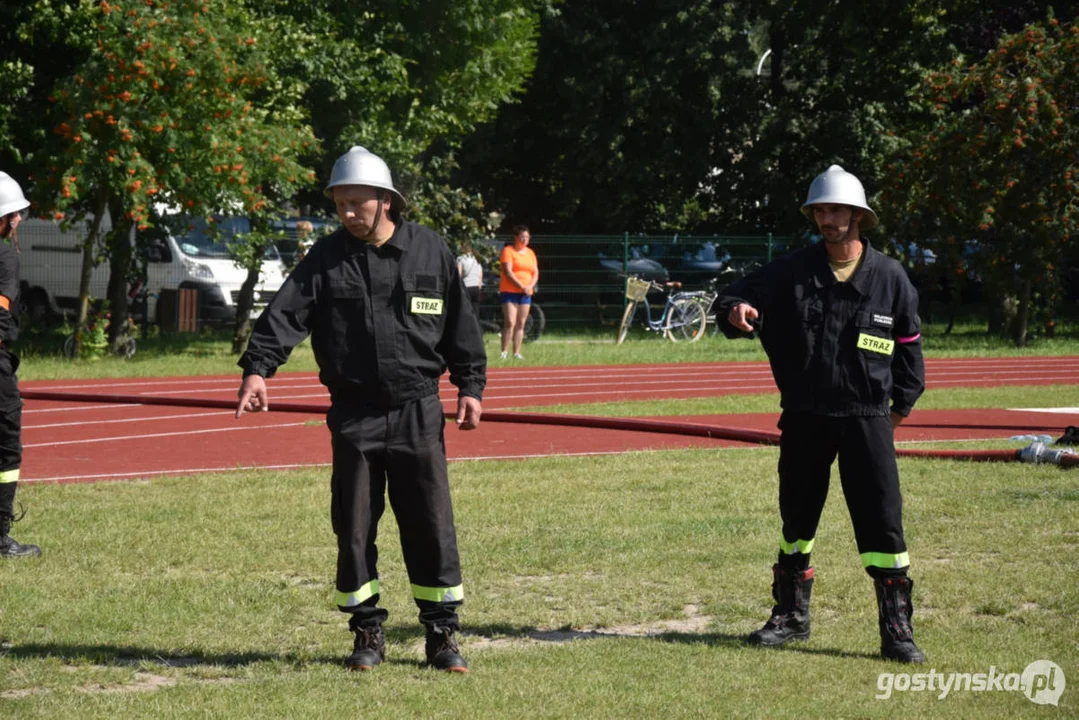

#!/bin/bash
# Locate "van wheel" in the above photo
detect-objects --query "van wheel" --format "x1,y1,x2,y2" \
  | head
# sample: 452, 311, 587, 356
23, 288, 51, 326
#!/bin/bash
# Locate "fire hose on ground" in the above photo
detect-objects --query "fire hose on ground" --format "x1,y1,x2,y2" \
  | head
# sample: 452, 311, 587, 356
19, 390, 1079, 469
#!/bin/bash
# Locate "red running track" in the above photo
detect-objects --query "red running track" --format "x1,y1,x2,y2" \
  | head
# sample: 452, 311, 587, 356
18, 356, 1079, 484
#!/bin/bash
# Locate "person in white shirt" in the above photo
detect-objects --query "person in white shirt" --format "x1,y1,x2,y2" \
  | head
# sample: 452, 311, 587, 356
455, 240, 483, 317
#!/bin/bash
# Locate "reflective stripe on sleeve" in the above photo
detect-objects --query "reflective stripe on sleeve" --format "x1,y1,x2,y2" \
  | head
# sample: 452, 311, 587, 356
0, 468, 19, 484
411, 583, 464, 603
335, 579, 380, 608
896, 333, 921, 343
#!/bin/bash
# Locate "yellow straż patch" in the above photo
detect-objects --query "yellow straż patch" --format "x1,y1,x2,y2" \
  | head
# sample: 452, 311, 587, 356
410, 297, 444, 315
857, 333, 894, 355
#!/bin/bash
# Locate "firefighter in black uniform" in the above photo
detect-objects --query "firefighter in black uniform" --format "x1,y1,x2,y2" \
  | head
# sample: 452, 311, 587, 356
715, 165, 927, 663
0, 172, 39, 558
235, 146, 485, 672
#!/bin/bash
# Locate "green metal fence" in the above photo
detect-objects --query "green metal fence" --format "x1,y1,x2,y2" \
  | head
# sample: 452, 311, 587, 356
480, 233, 781, 332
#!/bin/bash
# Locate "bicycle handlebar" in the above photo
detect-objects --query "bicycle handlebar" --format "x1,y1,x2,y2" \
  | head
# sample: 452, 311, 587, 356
618, 273, 682, 293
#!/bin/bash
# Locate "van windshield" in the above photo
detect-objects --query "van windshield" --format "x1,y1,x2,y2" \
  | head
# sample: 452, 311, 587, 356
170, 216, 279, 261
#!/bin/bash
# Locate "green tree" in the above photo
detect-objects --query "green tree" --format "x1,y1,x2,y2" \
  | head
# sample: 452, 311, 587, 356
19, 0, 316, 352
453, 1, 968, 236
250, 0, 545, 245
881, 13, 1079, 345
455, 0, 753, 233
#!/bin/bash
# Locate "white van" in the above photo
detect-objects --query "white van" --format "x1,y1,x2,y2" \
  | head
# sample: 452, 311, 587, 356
16, 214, 287, 327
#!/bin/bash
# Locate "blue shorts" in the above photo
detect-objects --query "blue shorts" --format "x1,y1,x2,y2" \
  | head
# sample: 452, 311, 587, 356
500, 292, 532, 305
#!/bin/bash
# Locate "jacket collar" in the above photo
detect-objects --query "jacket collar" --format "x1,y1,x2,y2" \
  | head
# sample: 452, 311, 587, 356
810, 237, 879, 294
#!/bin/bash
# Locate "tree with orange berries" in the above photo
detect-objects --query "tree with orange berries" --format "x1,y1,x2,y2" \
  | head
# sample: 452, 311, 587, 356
26, 0, 317, 353
881, 13, 1078, 346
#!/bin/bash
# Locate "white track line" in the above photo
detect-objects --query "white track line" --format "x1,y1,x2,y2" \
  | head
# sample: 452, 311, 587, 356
19, 447, 752, 484
24, 422, 310, 448
30, 410, 237, 430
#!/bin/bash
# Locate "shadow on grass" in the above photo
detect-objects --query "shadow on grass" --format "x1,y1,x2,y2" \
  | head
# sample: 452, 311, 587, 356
2, 642, 339, 668
461, 623, 879, 661
3, 625, 880, 671
657, 631, 879, 660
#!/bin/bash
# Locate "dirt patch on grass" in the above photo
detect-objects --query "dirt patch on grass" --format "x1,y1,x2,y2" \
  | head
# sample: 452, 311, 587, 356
467, 604, 713, 649
78, 672, 177, 694
1, 687, 50, 700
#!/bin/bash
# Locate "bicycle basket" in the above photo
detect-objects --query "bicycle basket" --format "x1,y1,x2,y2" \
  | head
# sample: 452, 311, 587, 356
624, 277, 651, 302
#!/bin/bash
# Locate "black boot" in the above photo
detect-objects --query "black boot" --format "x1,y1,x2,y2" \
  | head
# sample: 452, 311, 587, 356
346, 625, 385, 671
874, 575, 925, 664
0, 512, 41, 559
747, 565, 814, 646
425, 625, 468, 672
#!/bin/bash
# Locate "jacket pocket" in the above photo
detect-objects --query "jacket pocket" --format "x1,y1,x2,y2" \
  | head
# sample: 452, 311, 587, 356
854, 309, 893, 402
401, 274, 446, 326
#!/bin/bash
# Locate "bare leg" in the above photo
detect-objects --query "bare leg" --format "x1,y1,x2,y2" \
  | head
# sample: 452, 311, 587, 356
513, 303, 532, 355
500, 302, 519, 355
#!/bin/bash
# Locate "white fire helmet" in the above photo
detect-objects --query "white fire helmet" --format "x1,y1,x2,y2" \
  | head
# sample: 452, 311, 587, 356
323, 146, 406, 212
800, 164, 879, 230
0, 172, 30, 218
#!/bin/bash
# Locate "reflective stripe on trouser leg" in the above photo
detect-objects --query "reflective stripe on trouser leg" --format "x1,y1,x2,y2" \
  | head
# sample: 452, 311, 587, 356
836, 415, 910, 571
0, 354, 22, 520
0, 338, 23, 520
777, 411, 838, 558
860, 551, 910, 569
328, 400, 391, 625
335, 578, 381, 609
779, 537, 815, 556
328, 395, 463, 627
386, 395, 463, 628
411, 584, 464, 603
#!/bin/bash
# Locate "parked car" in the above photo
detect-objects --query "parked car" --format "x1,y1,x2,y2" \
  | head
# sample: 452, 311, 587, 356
272, 216, 335, 268
17, 213, 287, 328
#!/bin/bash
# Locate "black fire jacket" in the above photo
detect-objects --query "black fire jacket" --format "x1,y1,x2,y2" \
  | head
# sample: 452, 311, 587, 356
0, 241, 19, 343
715, 239, 925, 417
239, 221, 486, 408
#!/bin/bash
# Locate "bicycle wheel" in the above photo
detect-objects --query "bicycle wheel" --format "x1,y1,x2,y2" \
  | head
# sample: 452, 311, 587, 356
62, 333, 76, 359
665, 297, 708, 343
117, 337, 137, 359
524, 303, 546, 342
616, 300, 638, 345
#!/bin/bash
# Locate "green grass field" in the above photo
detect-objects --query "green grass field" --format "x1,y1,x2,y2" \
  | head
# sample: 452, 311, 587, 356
1, 323, 1077, 718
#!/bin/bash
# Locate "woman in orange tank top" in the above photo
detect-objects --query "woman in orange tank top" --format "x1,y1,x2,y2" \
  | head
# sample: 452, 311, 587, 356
498, 225, 538, 360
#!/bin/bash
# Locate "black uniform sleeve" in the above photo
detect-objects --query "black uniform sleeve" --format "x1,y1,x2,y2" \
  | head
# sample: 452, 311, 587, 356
0, 245, 20, 342
889, 273, 926, 416
238, 257, 317, 378
436, 247, 486, 400
713, 258, 785, 339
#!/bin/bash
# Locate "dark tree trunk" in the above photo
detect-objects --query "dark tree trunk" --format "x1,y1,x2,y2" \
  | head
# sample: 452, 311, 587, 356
106, 195, 134, 352
73, 187, 109, 358
231, 266, 259, 354
1011, 277, 1031, 348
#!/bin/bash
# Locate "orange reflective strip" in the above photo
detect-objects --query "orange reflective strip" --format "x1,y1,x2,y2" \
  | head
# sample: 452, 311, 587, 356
0, 296, 9, 311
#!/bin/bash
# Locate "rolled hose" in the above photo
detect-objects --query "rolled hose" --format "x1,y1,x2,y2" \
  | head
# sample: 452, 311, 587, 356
19, 390, 1078, 468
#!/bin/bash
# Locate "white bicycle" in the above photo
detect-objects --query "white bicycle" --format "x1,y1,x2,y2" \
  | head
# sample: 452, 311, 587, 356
616, 275, 709, 344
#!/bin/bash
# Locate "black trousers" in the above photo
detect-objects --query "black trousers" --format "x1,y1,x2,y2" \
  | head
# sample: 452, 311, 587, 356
0, 349, 22, 517
464, 286, 481, 317
328, 394, 463, 630
775, 411, 909, 574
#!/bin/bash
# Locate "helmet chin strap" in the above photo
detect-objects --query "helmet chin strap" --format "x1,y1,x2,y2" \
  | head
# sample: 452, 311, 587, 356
359, 192, 391, 244
0, 215, 17, 250
826, 207, 861, 245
